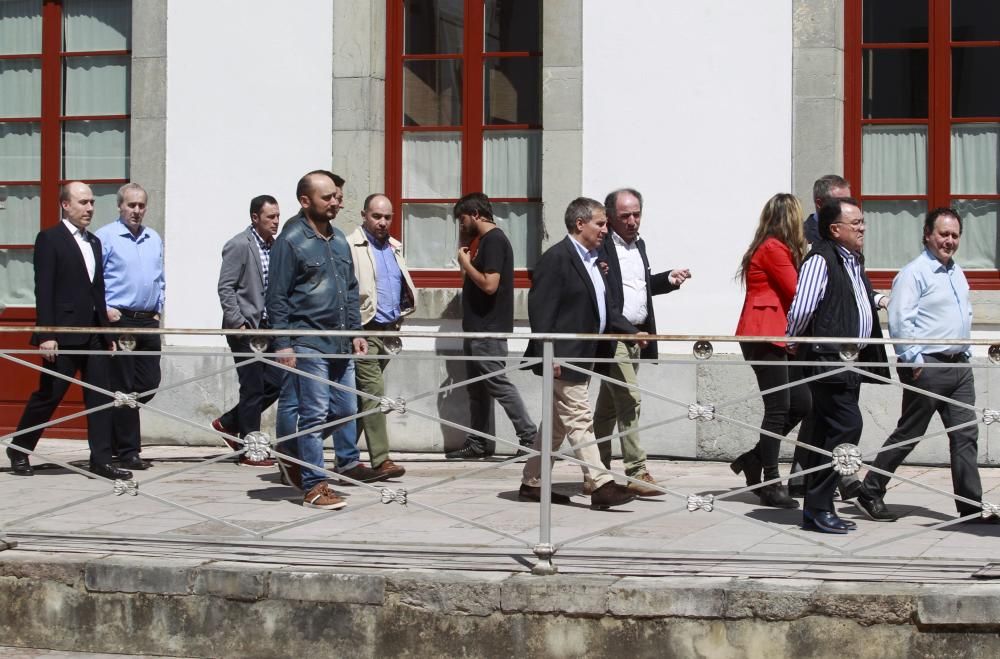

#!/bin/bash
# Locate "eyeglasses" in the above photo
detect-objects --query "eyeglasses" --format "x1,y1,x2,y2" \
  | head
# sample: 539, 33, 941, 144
835, 218, 865, 230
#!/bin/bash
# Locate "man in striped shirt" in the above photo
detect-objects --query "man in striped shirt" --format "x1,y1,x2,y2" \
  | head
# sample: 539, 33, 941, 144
785, 197, 889, 534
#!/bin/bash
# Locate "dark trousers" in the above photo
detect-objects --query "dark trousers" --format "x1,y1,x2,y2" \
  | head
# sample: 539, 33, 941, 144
12, 335, 115, 464
740, 342, 811, 476
108, 314, 161, 458
464, 337, 537, 454
803, 382, 862, 512
219, 336, 282, 437
863, 358, 982, 516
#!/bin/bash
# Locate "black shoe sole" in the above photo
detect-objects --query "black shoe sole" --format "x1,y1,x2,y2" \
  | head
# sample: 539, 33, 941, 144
851, 498, 898, 522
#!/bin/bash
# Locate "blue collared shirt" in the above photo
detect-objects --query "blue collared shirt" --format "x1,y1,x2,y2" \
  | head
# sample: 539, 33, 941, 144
94, 218, 165, 312
364, 227, 403, 324
889, 248, 972, 363
570, 236, 607, 333
786, 243, 873, 344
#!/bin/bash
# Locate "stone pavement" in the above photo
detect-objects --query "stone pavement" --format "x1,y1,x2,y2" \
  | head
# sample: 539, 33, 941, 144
1, 440, 998, 583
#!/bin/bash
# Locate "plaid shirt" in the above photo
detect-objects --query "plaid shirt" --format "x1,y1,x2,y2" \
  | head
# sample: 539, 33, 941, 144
250, 226, 271, 318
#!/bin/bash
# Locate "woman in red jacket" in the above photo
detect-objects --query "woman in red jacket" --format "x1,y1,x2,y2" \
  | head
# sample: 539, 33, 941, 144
732, 193, 811, 508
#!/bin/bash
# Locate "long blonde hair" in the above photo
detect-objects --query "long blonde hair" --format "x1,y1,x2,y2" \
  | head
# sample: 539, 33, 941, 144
736, 193, 807, 284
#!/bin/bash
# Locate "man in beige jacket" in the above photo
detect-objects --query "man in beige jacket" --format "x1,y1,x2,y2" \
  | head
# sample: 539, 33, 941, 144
347, 193, 416, 478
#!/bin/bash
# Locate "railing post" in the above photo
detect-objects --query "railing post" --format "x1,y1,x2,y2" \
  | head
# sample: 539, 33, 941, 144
532, 339, 557, 575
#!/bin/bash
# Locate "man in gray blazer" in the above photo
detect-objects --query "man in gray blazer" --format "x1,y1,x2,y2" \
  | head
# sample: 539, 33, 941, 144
213, 195, 283, 467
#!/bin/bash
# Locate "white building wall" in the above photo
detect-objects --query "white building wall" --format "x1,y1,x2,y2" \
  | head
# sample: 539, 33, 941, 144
163, 0, 334, 345
582, 0, 794, 348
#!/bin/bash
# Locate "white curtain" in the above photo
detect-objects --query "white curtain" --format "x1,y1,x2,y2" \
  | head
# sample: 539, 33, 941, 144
483, 131, 541, 198
402, 204, 457, 268
63, 0, 130, 51
952, 124, 1000, 195
88, 183, 120, 229
0, 60, 41, 116
402, 132, 461, 198
0, 123, 40, 180
64, 55, 129, 115
0, 249, 35, 307
493, 202, 541, 269
862, 125, 927, 195
63, 119, 128, 179
0, 186, 40, 245
953, 200, 999, 269
0, 0, 42, 55
862, 200, 926, 269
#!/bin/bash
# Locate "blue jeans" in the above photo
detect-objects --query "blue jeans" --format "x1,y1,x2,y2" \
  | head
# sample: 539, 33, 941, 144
275, 371, 298, 457
292, 346, 360, 490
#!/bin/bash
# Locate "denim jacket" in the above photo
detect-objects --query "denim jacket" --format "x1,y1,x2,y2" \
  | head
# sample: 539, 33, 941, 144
266, 212, 361, 354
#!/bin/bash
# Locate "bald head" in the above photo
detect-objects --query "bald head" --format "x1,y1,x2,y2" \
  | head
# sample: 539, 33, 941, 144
60, 181, 95, 230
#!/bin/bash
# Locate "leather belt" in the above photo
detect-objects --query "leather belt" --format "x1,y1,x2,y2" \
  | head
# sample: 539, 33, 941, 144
117, 308, 157, 320
365, 319, 402, 331
924, 352, 967, 363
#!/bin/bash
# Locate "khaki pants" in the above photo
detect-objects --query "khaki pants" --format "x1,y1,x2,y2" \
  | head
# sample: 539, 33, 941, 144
521, 377, 612, 489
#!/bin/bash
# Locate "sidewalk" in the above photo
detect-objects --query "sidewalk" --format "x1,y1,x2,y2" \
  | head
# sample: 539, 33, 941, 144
1, 440, 997, 583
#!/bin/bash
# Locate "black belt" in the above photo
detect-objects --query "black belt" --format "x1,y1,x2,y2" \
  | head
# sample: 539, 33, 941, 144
364, 319, 401, 331
117, 308, 157, 320
924, 352, 967, 363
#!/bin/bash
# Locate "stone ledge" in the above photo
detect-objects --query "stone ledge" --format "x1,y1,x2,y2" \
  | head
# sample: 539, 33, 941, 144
268, 569, 384, 605
85, 556, 206, 595
385, 569, 507, 616
502, 574, 620, 616
916, 584, 1000, 628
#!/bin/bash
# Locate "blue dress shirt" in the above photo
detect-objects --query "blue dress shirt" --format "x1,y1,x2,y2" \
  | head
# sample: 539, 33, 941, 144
94, 218, 165, 313
889, 248, 972, 363
365, 227, 403, 324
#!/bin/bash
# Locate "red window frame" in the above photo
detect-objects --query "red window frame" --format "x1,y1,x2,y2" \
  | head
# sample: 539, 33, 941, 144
845, 0, 1000, 289
385, 0, 541, 288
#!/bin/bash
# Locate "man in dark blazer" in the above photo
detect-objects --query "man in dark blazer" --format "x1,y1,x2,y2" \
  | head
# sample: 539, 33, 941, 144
594, 188, 690, 496
214, 194, 283, 467
7, 181, 127, 480
520, 197, 637, 510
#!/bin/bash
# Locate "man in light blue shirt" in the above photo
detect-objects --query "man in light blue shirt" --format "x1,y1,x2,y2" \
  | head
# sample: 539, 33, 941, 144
856, 207, 995, 523
94, 183, 165, 470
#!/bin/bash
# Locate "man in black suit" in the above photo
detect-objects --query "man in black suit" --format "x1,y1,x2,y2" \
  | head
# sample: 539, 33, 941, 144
595, 188, 690, 496
6, 181, 129, 481
520, 197, 637, 510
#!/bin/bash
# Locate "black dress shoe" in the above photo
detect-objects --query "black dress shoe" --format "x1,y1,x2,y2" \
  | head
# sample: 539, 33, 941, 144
839, 479, 864, 501
756, 483, 799, 509
730, 450, 762, 487
89, 462, 133, 480
853, 492, 898, 522
7, 449, 33, 476
119, 455, 151, 470
518, 483, 572, 505
590, 481, 636, 509
802, 508, 850, 534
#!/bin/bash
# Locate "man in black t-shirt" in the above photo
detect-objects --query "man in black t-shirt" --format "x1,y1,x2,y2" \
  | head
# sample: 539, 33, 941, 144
446, 193, 537, 459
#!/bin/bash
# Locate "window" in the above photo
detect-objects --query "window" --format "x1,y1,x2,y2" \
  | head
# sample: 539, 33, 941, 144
0, 0, 132, 309
386, 0, 541, 286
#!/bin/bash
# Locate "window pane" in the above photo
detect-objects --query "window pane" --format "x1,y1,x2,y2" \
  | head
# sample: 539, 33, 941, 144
952, 124, 999, 195
63, 0, 130, 51
0, 0, 42, 55
483, 130, 540, 197
402, 203, 457, 268
64, 55, 129, 115
0, 59, 41, 117
862, 125, 927, 195
485, 0, 540, 52
89, 183, 120, 230
402, 132, 461, 198
0, 185, 40, 243
863, 200, 926, 269
953, 0, 1000, 42
862, 0, 928, 43
484, 57, 540, 125
404, 0, 463, 55
403, 60, 462, 126
862, 49, 928, 118
0, 248, 34, 307
0, 122, 41, 180
953, 48, 1000, 118
952, 200, 999, 269
62, 119, 128, 179
493, 202, 541, 269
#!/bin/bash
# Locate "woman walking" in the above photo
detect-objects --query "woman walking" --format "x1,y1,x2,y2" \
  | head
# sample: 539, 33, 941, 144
733, 193, 811, 508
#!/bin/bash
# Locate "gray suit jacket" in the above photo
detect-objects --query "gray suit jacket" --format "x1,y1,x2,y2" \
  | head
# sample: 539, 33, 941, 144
218, 227, 266, 329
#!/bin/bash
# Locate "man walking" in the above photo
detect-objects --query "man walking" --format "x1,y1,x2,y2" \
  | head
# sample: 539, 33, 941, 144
214, 194, 283, 467
94, 182, 164, 471
267, 170, 383, 509
347, 193, 415, 479
7, 182, 128, 481
855, 208, 997, 524
446, 192, 538, 459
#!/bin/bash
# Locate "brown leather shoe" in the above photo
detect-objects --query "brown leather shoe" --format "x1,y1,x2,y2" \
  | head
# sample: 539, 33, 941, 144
239, 455, 276, 467
518, 483, 572, 505
302, 482, 347, 510
590, 481, 635, 509
627, 472, 663, 497
372, 459, 406, 479
338, 463, 387, 485
212, 418, 241, 452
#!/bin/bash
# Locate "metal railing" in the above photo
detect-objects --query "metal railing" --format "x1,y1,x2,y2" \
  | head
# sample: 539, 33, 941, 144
0, 325, 998, 576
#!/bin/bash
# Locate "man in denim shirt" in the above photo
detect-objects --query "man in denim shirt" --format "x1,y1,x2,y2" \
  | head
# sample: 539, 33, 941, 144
266, 170, 384, 509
